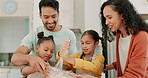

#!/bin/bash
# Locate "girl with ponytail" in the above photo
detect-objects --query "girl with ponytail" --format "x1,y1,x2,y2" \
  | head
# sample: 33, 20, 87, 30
57, 30, 105, 78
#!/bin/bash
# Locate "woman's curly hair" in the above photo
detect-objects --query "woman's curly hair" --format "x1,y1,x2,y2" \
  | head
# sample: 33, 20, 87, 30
100, 0, 148, 42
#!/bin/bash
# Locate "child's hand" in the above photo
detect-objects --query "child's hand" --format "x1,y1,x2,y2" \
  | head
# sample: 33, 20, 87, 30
59, 49, 69, 58
59, 40, 71, 58
61, 40, 71, 50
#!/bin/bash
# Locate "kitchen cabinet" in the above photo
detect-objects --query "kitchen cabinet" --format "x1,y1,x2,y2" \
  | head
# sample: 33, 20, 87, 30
0, 0, 32, 53
0, 19, 29, 53
0, 73, 8, 78
0, 68, 9, 78
0, 67, 22, 78
8, 68, 22, 78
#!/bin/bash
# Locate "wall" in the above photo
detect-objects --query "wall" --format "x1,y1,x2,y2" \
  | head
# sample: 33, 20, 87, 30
58, 0, 74, 28
84, 0, 102, 35
0, 0, 32, 17
32, 0, 42, 30
74, 0, 102, 34
129, 0, 148, 14
74, 0, 85, 31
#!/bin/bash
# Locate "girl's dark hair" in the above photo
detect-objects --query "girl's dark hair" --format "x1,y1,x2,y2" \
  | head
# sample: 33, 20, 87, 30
81, 30, 103, 42
37, 32, 54, 45
100, 0, 148, 42
39, 0, 59, 14
80, 30, 104, 59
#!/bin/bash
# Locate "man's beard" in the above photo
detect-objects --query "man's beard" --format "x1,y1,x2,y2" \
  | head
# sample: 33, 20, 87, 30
44, 23, 56, 31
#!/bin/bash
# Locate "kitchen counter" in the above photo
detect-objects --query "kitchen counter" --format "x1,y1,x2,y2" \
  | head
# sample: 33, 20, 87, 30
0, 66, 20, 68
0, 66, 22, 78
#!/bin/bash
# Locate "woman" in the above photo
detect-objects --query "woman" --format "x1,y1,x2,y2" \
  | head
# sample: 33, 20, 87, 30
76, 0, 148, 78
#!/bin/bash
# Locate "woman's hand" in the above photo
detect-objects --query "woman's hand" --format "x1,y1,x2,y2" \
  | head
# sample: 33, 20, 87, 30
104, 64, 114, 71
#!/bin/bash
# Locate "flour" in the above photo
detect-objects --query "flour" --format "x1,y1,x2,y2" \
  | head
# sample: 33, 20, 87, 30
48, 66, 76, 78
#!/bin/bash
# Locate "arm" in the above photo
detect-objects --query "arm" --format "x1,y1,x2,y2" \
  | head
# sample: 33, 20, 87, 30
11, 45, 30, 66
104, 63, 115, 71
59, 41, 105, 75
21, 65, 37, 76
119, 31, 148, 78
58, 41, 75, 65
56, 51, 74, 69
60, 50, 105, 75
11, 46, 49, 75
11, 32, 49, 75
74, 55, 104, 75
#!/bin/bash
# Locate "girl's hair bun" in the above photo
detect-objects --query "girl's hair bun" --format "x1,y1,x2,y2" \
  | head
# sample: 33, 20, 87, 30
37, 32, 44, 39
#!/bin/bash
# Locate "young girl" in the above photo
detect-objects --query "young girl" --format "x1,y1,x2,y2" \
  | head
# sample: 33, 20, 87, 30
21, 32, 55, 78
57, 30, 105, 78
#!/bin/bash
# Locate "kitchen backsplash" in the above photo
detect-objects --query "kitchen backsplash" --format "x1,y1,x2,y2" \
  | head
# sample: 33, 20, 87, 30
0, 53, 13, 66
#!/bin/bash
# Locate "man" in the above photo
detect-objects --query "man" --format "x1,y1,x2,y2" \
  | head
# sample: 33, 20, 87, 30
11, 0, 77, 76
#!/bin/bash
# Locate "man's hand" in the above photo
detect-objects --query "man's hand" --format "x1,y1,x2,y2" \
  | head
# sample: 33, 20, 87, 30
27, 54, 50, 76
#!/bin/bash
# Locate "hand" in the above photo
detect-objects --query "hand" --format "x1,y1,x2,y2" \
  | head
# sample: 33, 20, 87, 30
59, 40, 71, 58
61, 40, 71, 50
104, 64, 114, 71
59, 49, 69, 58
27, 55, 50, 76
75, 74, 97, 78
43, 62, 50, 78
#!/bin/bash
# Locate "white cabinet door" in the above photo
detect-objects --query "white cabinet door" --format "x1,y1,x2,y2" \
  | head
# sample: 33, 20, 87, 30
0, 19, 29, 53
0, 73, 8, 78
8, 68, 22, 78
0, 68, 10, 78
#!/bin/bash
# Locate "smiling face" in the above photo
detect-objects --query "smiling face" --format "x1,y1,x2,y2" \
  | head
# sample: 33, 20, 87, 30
81, 35, 98, 56
40, 6, 59, 31
103, 5, 124, 32
36, 40, 55, 61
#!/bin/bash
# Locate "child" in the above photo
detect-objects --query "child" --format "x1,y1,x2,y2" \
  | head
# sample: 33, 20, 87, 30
57, 30, 105, 78
21, 32, 55, 78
